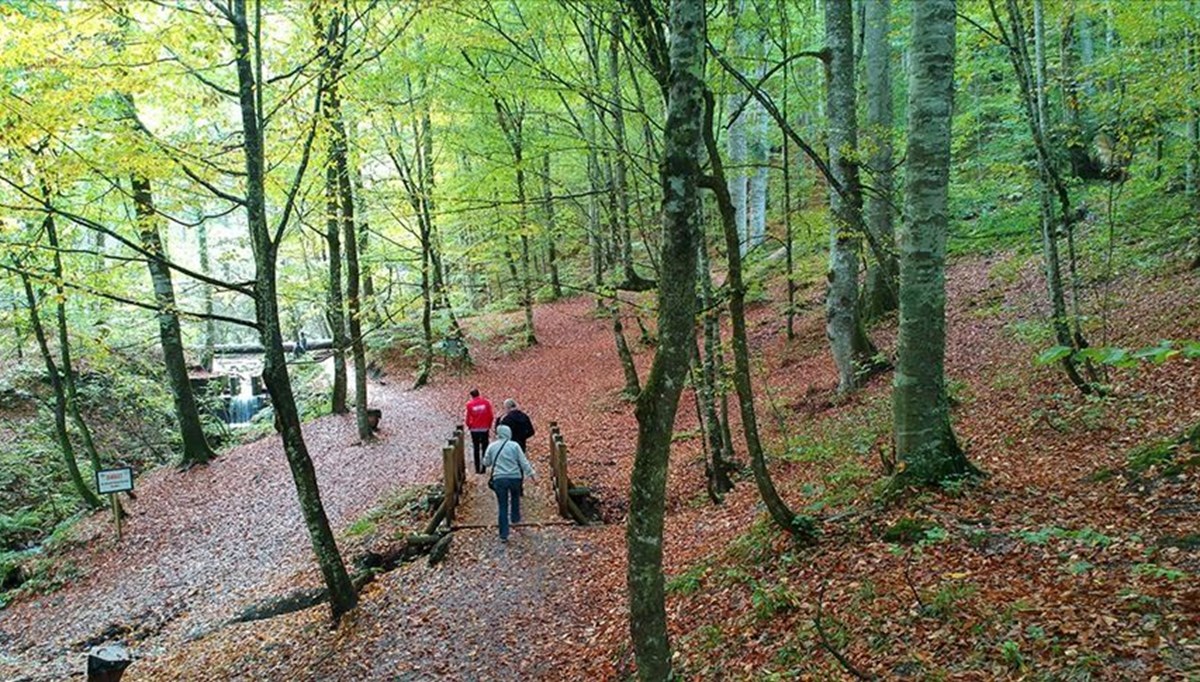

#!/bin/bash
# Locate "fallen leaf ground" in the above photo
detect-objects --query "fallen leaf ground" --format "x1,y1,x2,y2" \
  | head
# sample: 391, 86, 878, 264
1, 251, 1198, 680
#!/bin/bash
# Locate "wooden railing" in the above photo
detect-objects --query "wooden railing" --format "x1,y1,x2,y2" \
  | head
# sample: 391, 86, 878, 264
424, 426, 466, 534
548, 422, 589, 525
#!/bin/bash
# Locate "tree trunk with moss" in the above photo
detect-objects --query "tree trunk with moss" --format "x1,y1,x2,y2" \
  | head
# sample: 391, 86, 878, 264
626, 0, 704, 677
232, 0, 356, 621
20, 269, 102, 509
892, 0, 976, 485
825, 0, 880, 393
862, 0, 899, 320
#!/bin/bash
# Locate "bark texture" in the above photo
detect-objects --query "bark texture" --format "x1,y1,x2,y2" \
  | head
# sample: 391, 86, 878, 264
626, 0, 704, 677
892, 0, 975, 485
130, 173, 216, 466
231, 0, 356, 621
862, 0, 899, 320
824, 0, 879, 393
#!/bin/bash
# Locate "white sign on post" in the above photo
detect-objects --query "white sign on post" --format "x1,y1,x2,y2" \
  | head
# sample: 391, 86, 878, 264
96, 467, 134, 495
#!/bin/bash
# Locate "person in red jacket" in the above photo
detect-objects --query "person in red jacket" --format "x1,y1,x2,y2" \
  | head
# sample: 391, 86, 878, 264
465, 389, 494, 474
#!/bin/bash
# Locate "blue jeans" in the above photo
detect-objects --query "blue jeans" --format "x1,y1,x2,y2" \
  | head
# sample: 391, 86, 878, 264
493, 478, 522, 539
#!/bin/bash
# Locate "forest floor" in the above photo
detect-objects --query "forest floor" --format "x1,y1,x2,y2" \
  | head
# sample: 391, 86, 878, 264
2, 249, 1199, 681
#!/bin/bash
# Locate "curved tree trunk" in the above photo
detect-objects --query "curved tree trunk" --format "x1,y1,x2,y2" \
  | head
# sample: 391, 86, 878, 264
993, 0, 1095, 394
43, 204, 104, 476
233, 0, 356, 621
19, 269, 102, 509
697, 234, 735, 497
701, 90, 810, 540
610, 300, 641, 398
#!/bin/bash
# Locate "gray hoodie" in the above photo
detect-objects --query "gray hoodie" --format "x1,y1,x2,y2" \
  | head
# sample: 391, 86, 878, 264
484, 424, 535, 480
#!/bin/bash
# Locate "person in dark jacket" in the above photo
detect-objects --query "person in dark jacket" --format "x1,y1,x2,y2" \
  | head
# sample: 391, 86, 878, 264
497, 398, 535, 453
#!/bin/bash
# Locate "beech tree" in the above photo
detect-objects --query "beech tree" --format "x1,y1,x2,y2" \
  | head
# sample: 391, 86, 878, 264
892, 0, 975, 485
224, 0, 357, 620
824, 0, 881, 394
862, 0, 899, 321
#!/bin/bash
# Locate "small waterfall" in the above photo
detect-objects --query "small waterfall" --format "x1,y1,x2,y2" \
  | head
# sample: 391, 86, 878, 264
227, 374, 262, 424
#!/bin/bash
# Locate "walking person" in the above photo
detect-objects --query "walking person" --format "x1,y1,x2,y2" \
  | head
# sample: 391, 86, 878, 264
497, 398, 535, 454
465, 389, 494, 474
484, 424, 534, 542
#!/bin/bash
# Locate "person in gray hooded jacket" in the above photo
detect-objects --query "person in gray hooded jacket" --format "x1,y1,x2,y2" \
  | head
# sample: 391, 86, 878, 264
484, 424, 535, 541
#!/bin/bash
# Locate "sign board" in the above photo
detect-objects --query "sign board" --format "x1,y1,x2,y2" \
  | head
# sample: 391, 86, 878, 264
96, 467, 134, 495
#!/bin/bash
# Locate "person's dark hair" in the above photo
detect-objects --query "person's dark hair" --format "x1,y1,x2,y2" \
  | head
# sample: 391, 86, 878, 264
469, 389, 480, 398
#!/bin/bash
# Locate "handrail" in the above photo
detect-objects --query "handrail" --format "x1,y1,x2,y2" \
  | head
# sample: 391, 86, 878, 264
424, 426, 467, 534
548, 421, 589, 525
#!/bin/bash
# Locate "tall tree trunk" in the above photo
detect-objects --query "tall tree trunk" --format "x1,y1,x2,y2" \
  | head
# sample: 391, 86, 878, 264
43, 205, 103, 476
611, 300, 641, 397
19, 268, 103, 509
335, 114, 372, 442
626, 0, 703, 676
702, 90, 809, 539
747, 35, 769, 251
1033, 0, 1049, 136
1187, 2, 1199, 215
726, 0, 749, 255
495, 97, 538, 346
697, 232, 735, 496
318, 7, 349, 415
825, 0, 880, 394
130, 173, 216, 466
609, 12, 640, 286
862, 0, 899, 320
232, 0, 356, 621
781, 0, 797, 340
541, 119, 563, 299
994, 0, 1095, 393
198, 221, 215, 365
415, 213, 434, 389
892, 0, 976, 485
324, 187, 349, 414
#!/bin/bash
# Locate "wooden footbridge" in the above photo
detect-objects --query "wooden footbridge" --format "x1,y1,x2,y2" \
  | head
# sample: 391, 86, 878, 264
422, 421, 593, 536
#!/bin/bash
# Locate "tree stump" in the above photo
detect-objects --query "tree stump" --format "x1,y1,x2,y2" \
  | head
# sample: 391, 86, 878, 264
86, 644, 131, 682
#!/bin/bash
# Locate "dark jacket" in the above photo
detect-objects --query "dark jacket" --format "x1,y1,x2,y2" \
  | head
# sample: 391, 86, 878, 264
498, 409, 535, 449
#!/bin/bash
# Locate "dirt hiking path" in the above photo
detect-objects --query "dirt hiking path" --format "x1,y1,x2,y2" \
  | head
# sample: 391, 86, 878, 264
0, 380, 455, 680
1, 297, 634, 681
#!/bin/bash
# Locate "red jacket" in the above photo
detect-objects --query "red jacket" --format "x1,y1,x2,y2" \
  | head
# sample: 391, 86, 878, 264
465, 396, 494, 431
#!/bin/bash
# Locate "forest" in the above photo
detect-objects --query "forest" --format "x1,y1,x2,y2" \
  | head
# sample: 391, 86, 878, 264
0, 0, 1197, 679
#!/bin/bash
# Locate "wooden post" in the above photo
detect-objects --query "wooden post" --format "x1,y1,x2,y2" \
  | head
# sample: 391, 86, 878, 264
558, 441, 588, 524
443, 445, 456, 522
554, 435, 569, 518
549, 434, 563, 516
454, 426, 466, 491
111, 493, 121, 541
86, 644, 130, 681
